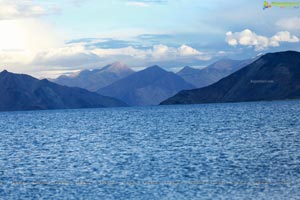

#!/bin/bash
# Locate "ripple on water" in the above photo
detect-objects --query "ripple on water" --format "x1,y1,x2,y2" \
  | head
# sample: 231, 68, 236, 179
0, 100, 300, 199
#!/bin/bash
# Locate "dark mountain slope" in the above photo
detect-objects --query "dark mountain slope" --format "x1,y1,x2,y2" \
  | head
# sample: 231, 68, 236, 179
161, 51, 300, 105
177, 59, 252, 88
0, 70, 126, 111
98, 66, 195, 106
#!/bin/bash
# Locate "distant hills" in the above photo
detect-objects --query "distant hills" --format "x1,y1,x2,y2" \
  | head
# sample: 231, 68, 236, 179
97, 66, 195, 106
0, 70, 126, 111
2, 51, 297, 110
49, 59, 255, 106
161, 51, 300, 105
177, 59, 252, 88
52, 62, 134, 92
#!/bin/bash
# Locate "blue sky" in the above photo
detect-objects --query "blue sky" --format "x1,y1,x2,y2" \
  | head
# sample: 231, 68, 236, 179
0, 0, 300, 77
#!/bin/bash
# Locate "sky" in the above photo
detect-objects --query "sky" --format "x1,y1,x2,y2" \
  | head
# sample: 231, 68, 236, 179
0, 0, 300, 78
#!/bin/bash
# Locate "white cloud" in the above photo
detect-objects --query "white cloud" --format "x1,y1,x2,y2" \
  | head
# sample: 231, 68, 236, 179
178, 45, 202, 56
126, 0, 167, 7
0, 0, 58, 20
270, 31, 300, 47
34, 44, 88, 62
92, 46, 147, 59
0, 38, 211, 77
276, 17, 300, 31
90, 43, 209, 62
33, 43, 210, 66
126, 1, 150, 7
0, 50, 32, 66
150, 44, 210, 61
152, 44, 173, 59
226, 29, 299, 51
126, 0, 168, 7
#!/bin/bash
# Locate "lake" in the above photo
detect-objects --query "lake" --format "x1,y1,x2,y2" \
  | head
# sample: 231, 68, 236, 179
0, 100, 300, 199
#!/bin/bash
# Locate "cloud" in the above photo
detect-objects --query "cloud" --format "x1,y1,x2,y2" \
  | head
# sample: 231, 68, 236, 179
91, 46, 147, 60
226, 29, 299, 51
126, 2, 150, 7
0, 19, 211, 77
32, 43, 98, 68
152, 44, 171, 59
150, 44, 209, 60
151, 44, 210, 61
0, 0, 59, 20
3, 42, 208, 78
178, 45, 202, 56
97, 43, 205, 61
126, 0, 167, 7
32, 43, 210, 68
276, 17, 300, 31
0, 50, 33, 66
270, 31, 300, 47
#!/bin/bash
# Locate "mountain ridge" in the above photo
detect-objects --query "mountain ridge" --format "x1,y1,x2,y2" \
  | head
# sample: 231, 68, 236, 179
0, 70, 126, 111
177, 58, 253, 88
98, 65, 195, 106
52, 62, 135, 92
161, 51, 300, 105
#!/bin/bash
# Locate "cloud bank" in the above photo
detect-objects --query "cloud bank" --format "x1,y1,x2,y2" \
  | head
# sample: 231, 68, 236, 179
226, 29, 299, 51
32, 43, 211, 68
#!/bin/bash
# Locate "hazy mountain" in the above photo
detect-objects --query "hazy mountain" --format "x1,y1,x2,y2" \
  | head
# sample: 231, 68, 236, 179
52, 62, 135, 92
177, 59, 252, 88
97, 65, 195, 106
161, 51, 300, 105
0, 70, 126, 111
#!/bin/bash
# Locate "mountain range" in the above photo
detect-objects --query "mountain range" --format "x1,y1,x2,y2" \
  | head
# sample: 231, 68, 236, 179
52, 62, 134, 92
177, 59, 252, 88
161, 51, 300, 105
0, 70, 126, 111
50, 59, 254, 106
97, 66, 195, 106
2, 51, 298, 110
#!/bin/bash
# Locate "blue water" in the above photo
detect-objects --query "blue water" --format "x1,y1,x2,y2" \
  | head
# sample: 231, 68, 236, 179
0, 101, 300, 199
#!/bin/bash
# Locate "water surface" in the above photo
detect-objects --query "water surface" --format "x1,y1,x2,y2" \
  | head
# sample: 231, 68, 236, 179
0, 101, 300, 199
